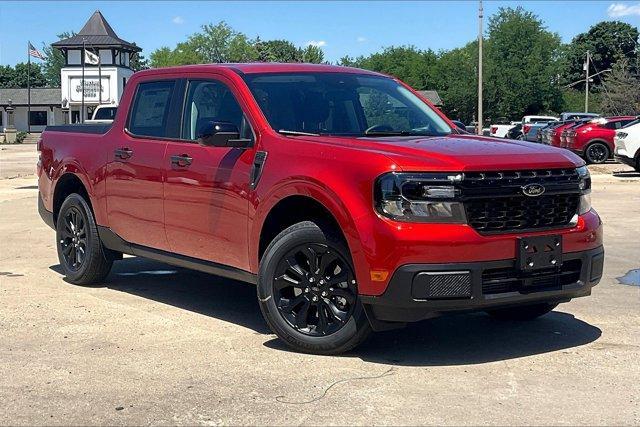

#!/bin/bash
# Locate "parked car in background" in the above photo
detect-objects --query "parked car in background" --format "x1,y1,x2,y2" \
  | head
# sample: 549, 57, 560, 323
451, 120, 468, 132
540, 114, 600, 145
614, 118, 640, 171
506, 122, 523, 139
85, 105, 118, 124
559, 119, 595, 148
489, 117, 515, 138
559, 112, 599, 122
522, 116, 558, 142
566, 116, 637, 163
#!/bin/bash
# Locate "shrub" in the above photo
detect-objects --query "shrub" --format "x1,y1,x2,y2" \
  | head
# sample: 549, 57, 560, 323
15, 131, 28, 144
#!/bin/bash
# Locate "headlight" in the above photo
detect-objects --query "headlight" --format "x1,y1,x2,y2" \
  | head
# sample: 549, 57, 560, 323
374, 172, 467, 223
576, 165, 592, 214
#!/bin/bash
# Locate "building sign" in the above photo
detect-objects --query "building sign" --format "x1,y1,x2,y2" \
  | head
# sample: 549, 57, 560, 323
69, 76, 111, 103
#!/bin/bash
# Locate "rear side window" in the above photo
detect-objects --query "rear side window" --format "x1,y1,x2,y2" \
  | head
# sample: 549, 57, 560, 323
128, 80, 175, 138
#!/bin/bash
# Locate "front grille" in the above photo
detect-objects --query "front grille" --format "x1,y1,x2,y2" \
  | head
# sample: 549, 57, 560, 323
461, 168, 581, 234
465, 193, 579, 233
482, 259, 582, 295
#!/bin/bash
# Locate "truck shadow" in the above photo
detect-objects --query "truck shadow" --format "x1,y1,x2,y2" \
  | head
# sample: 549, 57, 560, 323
51, 256, 602, 366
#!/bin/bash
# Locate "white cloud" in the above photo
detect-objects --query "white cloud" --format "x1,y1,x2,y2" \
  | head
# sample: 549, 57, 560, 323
607, 2, 640, 17
306, 40, 327, 47
356, 36, 367, 43
172, 16, 185, 24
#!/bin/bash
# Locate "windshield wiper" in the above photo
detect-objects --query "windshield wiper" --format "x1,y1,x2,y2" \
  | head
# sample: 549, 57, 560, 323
278, 129, 321, 136
363, 130, 434, 137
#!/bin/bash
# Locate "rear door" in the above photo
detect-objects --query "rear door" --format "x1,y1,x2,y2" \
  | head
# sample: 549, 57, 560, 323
163, 76, 256, 270
105, 79, 178, 250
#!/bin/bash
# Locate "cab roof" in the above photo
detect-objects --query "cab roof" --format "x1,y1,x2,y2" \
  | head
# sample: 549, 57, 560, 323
134, 62, 386, 77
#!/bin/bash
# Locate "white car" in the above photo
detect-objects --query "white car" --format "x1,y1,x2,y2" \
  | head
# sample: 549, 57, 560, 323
85, 105, 117, 124
614, 118, 640, 171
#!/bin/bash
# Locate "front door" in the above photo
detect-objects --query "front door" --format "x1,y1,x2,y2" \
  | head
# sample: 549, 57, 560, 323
105, 79, 177, 251
163, 78, 255, 270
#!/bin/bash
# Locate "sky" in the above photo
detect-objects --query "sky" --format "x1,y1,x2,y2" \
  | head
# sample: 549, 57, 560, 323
1, 1, 639, 66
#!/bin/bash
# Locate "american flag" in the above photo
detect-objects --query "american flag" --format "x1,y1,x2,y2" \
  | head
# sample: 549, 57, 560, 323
28, 42, 45, 60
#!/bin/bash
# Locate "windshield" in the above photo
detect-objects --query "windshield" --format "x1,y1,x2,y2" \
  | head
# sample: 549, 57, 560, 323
243, 72, 452, 137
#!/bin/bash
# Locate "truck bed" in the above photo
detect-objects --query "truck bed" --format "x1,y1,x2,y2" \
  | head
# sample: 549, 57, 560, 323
44, 124, 112, 135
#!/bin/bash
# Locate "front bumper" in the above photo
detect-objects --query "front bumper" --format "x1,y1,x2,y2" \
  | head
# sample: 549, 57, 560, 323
361, 246, 603, 324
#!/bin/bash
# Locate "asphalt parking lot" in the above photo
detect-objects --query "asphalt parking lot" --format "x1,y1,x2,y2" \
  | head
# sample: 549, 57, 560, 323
1, 143, 638, 425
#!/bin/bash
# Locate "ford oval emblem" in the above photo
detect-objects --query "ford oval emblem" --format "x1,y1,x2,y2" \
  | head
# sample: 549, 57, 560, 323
522, 183, 545, 197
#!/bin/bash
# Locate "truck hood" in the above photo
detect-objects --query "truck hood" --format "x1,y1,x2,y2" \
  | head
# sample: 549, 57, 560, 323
301, 133, 584, 171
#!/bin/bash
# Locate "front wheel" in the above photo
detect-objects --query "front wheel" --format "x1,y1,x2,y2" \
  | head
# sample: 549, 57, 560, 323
56, 194, 113, 285
257, 221, 371, 354
585, 142, 610, 164
486, 302, 558, 321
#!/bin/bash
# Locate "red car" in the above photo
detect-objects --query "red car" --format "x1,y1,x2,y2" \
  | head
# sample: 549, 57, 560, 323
566, 116, 637, 163
37, 63, 603, 354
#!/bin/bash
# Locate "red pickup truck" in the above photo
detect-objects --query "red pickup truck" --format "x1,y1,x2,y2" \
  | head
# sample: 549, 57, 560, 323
566, 116, 637, 163
38, 64, 603, 354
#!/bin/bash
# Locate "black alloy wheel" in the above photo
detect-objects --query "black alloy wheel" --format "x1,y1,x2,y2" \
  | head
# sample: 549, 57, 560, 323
56, 193, 114, 284
59, 206, 88, 271
273, 243, 357, 337
585, 142, 609, 164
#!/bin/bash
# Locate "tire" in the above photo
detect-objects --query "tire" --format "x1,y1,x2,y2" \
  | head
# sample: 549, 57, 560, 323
486, 302, 558, 321
257, 221, 371, 355
56, 193, 113, 285
585, 142, 610, 164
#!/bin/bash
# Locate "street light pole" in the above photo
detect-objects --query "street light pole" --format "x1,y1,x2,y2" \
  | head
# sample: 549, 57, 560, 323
477, 0, 483, 135
584, 51, 590, 113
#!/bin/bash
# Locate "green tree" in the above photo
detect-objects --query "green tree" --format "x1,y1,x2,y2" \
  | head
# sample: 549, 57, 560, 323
0, 63, 47, 88
432, 43, 478, 122
301, 45, 325, 64
483, 7, 563, 120
0, 65, 16, 88
149, 21, 257, 67
189, 21, 257, 63
598, 58, 640, 116
41, 32, 74, 87
149, 43, 204, 68
254, 39, 301, 62
564, 21, 639, 88
342, 46, 437, 90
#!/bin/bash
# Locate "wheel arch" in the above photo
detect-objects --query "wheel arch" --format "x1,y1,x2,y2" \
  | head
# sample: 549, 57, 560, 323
251, 183, 364, 275
52, 172, 93, 224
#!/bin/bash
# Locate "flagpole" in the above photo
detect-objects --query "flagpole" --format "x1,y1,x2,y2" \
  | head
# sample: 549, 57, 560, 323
81, 39, 85, 124
27, 42, 31, 133
97, 47, 102, 105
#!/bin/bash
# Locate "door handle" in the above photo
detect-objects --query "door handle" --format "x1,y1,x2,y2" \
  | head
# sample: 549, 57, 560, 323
171, 154, 193, 167
114, 148, 133, 160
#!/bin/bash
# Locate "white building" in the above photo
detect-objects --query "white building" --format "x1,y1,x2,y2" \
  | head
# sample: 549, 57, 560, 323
1, 10, 141, 133
52, 10, 141, 123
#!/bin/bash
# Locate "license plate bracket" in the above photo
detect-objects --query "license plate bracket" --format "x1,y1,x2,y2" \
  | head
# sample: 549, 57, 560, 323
517, 235, 562, 272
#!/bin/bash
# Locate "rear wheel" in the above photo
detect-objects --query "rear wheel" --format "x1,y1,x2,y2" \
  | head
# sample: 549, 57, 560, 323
56, 194, 113, 285
258, 221, 371, 354
585, 142, 609, 164
486, 302, 558, 321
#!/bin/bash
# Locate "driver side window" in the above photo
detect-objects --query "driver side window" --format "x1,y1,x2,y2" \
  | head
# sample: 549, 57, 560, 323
181, 80, 252, 141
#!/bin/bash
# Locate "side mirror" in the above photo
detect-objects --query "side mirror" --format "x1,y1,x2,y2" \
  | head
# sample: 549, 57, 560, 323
197, 121, 250, 147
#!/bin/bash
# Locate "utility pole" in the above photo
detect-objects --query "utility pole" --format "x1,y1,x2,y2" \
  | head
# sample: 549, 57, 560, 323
584, 51, 590, 113
477, 0, 483, 135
